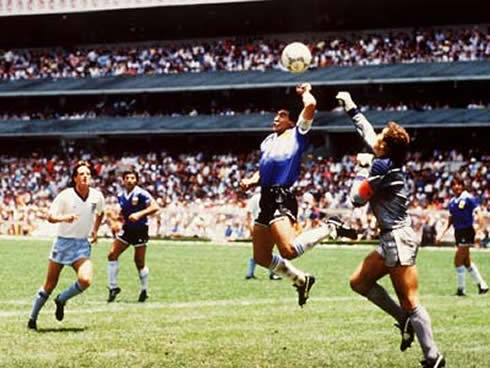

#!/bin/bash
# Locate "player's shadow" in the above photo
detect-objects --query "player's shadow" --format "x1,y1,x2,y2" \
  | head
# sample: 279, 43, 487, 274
36, 327, 86, 333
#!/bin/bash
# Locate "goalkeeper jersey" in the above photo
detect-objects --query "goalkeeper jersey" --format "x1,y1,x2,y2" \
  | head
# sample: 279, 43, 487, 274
347, 109, 410, 231
366, 158, 411, 231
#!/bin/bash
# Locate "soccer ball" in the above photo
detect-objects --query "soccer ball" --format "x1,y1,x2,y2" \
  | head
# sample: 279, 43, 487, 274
281, 42, 312, 73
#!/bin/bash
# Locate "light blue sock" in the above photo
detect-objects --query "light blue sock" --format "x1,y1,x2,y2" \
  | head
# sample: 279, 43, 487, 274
57, 281, 84, 302
246, 258, 256, 277
30, 288, 50, 320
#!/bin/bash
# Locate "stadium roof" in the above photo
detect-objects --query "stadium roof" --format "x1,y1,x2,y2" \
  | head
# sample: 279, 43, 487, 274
0, 61, 489, 97
0, 108, 488, 137
0, 0, 266, 17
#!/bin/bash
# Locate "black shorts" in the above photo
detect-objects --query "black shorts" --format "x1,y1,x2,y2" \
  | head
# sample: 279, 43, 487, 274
256, 186, 298, 227
117, 225, 149, 247
454, 227, 475, 246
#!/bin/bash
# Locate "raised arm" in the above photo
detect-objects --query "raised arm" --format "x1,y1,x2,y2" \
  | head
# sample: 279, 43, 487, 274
296, 83, 316, 134
336, 91, 377, 149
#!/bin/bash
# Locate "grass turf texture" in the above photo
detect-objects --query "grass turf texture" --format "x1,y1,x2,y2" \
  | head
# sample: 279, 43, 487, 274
1, 238, 489, 368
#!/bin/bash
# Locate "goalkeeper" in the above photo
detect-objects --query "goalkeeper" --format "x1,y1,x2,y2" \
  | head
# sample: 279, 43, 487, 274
336, 91, 445, 368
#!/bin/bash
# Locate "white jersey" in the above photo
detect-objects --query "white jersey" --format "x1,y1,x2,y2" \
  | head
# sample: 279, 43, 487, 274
49, 187, 105, 239
246, 193, 261, 221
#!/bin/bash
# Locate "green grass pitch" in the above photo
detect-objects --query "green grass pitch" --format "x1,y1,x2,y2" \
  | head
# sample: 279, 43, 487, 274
0, 238, 489, 367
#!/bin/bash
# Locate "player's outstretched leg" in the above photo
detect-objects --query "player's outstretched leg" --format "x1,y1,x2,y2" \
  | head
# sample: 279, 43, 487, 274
325, 216, 358, 239
292, 221, 337, 256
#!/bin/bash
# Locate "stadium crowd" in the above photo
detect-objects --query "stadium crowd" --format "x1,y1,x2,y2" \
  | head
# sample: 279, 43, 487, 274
0, 25, 489, 81
0, 97, 488, 122
0, 148, 488, 245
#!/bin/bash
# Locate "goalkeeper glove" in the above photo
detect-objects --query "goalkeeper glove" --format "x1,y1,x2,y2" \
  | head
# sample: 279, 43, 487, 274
336, 91, 357, 112
356, 153, 374, 169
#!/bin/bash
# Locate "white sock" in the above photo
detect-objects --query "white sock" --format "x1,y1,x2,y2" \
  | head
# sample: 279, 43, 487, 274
456, 265, 465, 291
108, 260, 119, 289
293, 224, 335, 256
139, 267, 149, 291
467, 263, 487, 288
269, 255, 305, 286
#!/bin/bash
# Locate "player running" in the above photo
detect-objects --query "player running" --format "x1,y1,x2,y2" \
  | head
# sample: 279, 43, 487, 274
336, 91, 445, 368
28, 161, 105, 330
107, 169, 160, 303
240, 83, 356, 307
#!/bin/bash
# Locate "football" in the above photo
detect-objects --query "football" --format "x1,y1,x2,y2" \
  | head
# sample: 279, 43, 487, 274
281, 42, 312, 73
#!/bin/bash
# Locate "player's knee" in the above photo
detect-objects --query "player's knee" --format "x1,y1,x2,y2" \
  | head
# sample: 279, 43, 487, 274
108, 252, 118, 261
400, 298, 417, 312
44, 282, 57, 294
253, 255, 271, 268
278, 246, 297, 260
349, 275, 364, 295
78, 276, 92, 290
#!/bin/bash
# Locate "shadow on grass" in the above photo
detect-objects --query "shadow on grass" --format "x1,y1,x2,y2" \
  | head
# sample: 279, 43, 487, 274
36, 327, 86, 333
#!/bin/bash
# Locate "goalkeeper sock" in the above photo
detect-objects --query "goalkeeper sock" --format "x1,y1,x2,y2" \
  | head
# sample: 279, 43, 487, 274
366, 283, 406, 324
409, 305, 440, 360
269, 254, 305, 286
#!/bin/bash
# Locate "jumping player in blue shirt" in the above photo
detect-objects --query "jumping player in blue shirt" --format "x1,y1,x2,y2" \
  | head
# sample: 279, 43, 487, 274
107, 170, 159, 303
437, 175, 488, 296
240, 83, 356, 307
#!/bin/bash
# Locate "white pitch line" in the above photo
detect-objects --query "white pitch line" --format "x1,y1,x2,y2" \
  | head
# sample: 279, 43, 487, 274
2, 235, 490, 252
0, 293, 472, 318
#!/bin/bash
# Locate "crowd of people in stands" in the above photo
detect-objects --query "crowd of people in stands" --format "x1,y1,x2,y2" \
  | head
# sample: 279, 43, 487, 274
0, 147, 488, 246
0, 96, 488, 122
0, 26, 488, 81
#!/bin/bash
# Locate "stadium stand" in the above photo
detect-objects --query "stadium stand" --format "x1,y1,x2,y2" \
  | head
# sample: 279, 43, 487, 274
0, 0, 488, 246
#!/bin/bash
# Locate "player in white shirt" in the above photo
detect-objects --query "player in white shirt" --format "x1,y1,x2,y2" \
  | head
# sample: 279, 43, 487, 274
28, 161, 105, 330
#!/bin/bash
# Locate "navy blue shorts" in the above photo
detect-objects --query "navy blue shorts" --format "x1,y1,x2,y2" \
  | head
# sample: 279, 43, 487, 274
454, 227, 475, 246
256, 186, 297, 227
117, 226, 149, 247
